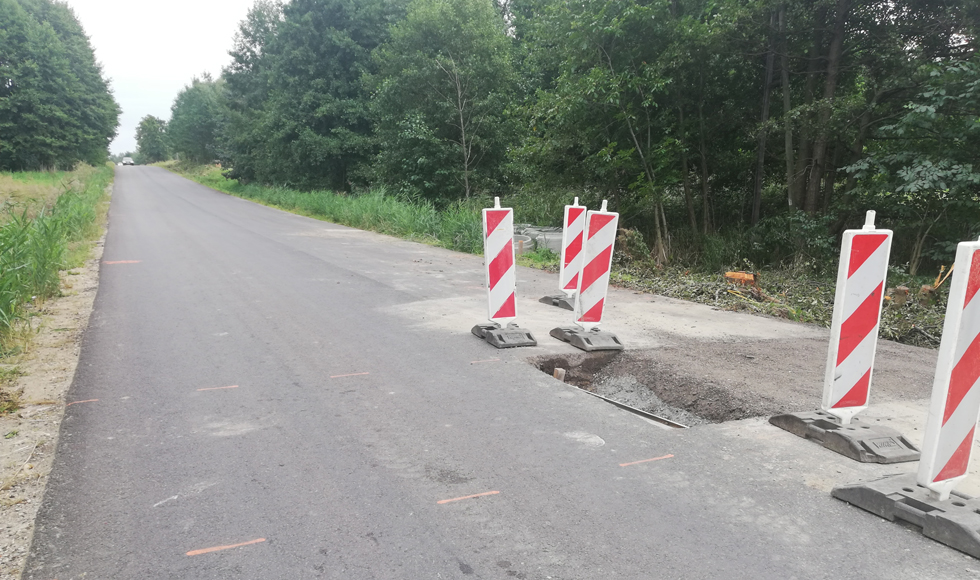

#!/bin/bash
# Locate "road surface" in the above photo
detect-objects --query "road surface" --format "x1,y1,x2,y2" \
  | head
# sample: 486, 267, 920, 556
23, 167, 972, 579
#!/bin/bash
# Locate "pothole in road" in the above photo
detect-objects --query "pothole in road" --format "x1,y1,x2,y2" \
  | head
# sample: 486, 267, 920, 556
531, 350, 766, 427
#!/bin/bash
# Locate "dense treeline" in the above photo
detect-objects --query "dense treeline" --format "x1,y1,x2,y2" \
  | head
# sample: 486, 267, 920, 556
0, 0, 119, 170
159, 0, 979, 273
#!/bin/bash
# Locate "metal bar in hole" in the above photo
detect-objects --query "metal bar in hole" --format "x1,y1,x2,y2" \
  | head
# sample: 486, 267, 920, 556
581, 390, 689, 429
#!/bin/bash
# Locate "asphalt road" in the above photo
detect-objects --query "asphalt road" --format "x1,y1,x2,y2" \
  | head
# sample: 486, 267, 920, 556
23, 167, 973, 579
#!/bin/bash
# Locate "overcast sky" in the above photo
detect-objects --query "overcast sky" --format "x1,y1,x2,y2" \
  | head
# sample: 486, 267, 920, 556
66, 0, 256, 154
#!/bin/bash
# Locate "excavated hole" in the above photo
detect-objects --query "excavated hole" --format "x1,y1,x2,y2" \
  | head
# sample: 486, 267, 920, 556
532, 350, 771, 426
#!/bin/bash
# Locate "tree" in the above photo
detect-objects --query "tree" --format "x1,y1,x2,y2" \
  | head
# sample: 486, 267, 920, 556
513, 0, 760, 262
223, 0, 405, 190
219, 0, 283, 182
0, 0, 119, 170
371, 0, 516, 201
168, 75, 222, 163
850, 58, 980, 274
777, 0, 977, 216
135, 115, 169, 163
17, 0, 120, 165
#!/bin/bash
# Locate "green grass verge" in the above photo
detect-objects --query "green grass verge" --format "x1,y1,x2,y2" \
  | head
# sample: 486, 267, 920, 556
164, 162, 943, 349
160, 161, 485, 255
0, 164, 113, 355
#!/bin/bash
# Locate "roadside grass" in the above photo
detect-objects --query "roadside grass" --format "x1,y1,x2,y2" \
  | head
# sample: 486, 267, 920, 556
165, 162, 945, 349
0, 169, 93, 222
160, 161, 485, 254
0, 164, 112, 383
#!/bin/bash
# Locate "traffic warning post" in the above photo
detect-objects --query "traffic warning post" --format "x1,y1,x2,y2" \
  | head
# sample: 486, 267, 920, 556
540, 198, 586, 311
770, 211, 918, 463
918, 237, 980, 500
823, 210, 893, 424
471, 198, 537, 349
831, 238, 980, 558
550, 200, 624, 352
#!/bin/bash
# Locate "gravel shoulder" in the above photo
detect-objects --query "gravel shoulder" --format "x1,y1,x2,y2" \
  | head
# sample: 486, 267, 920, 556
0, 236, 103, 580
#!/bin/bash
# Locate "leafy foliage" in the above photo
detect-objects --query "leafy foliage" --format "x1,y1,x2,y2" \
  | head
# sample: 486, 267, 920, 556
220, 0, 405, 190
370, 0, 516, 202
0, 0, 119, 170
169, 76, 223, 163
135, 116, 169, 163
850, 57, 980, 273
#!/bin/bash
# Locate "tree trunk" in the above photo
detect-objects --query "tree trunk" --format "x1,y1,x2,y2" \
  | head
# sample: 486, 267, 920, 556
779, 4, 794, 209
670, 0, 697, 234
804, 0, 850, 214
436, 56, 473, 198
677, 106, 698, 232
792, 2, 826, 209
698, 97, 712, 234
842, 95, 879, 200
821, 143, 840, 211
651, 201, 666, 266
752, 10, 778, 225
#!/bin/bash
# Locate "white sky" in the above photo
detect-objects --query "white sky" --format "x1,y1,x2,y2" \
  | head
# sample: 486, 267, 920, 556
66, 0, 256, 154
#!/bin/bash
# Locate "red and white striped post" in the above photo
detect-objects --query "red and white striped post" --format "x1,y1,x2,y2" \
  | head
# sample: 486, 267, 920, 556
821, 210, 893, 424
559, 198, 587, 299
574, 200, 619, 330
918, 237, 980, 500
472, 198, 536, 348
550, 200, 623, 351
482, 197, 517, 325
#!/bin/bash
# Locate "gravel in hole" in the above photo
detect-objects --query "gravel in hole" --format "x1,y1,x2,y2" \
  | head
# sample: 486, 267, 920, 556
532, 352, 710, 426
592, 375, 709, 426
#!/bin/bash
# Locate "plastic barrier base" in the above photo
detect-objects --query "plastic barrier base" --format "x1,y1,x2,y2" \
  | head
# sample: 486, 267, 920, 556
769, 410, 919, 463
539, 294, 575, 311
471, 323, 537, 349
549, 327, 624, 352
833, 473, 980, 559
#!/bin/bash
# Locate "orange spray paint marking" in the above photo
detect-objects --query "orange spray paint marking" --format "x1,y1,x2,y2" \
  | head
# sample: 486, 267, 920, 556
66, 399, 98, 406
196, 385, 240, 392
330, 372, 369, 379
470, 358, 500, 364
186, 537, 266, 556
619, 454, 674, 467
103, 260, 141, 264
437, 490, 500, 504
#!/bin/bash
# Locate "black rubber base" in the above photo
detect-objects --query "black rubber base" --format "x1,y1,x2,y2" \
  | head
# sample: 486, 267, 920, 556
471, 323, 537, 349
833, 473, 980, 559
539, 294, 574, 311
769, 410, 919, 463
549, 326, 624, 352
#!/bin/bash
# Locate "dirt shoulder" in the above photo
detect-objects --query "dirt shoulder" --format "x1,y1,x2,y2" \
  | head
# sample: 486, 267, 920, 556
0, 235, 103, 580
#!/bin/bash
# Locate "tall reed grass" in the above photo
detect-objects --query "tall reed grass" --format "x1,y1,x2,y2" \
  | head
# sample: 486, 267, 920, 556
0, 165, 111, 350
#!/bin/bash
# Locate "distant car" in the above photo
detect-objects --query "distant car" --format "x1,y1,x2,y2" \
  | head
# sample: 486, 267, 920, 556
122, 157, 135, 165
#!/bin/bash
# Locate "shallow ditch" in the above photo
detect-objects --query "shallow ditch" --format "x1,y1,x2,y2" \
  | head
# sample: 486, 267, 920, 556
531, 349, 782, 427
